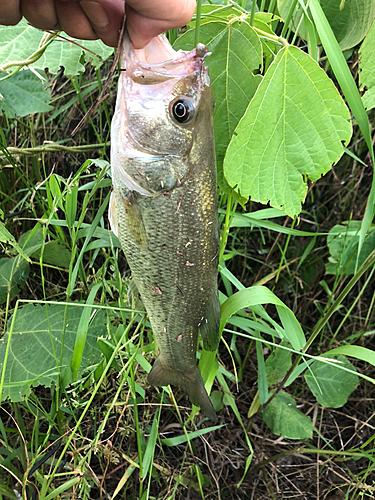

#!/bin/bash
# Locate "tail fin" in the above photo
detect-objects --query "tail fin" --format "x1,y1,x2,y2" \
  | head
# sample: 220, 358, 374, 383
148, 356, 217, 422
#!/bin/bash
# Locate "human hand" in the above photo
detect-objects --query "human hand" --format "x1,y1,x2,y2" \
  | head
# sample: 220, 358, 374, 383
0, 0, 196, 48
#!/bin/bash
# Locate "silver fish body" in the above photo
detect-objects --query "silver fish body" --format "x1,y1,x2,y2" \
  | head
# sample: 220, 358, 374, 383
110, 33, 219, 421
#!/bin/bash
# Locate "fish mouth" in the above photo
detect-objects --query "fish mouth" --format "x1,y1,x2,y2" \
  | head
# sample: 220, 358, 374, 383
122, 30, 210, 84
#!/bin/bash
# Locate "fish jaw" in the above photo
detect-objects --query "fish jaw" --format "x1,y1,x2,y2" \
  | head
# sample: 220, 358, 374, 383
110, 34, 219, 421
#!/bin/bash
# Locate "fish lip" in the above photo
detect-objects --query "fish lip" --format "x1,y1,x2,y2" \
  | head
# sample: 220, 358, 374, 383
122, 31, 210, 81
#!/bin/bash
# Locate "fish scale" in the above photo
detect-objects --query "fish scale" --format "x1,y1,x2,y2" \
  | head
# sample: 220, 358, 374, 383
110, 33, 220, 421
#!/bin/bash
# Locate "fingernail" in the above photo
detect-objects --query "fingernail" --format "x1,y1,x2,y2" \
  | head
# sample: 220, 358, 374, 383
80, 1, 109, 29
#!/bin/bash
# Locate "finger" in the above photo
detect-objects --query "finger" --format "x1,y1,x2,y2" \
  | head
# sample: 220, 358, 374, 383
125, 0, 196, 49
80, 0, 124, 47
21, 0, 59, 30
0, 0, 22, 25
55, 0, 97, 40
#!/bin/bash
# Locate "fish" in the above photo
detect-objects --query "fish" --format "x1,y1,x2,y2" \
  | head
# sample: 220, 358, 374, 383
109, 31, 220, 422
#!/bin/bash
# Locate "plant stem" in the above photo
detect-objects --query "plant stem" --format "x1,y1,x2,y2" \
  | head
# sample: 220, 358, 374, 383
0, 143, 109, 158
280, 0, 298, 39
194, 0, 202, 46
219, 195, 236, 265
268, 0, 277, 14
249, 0, 256, 26
275, 217, 295, 283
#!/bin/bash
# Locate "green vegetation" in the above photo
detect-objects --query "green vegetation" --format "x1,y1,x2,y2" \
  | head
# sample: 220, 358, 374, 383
1, 0, 375, 498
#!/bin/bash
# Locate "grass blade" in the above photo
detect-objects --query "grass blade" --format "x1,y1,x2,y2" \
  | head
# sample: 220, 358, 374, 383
160, 424, 224, 447
323, 345, 375, 367
70, 283, 102, 381
68, 191, 110, 295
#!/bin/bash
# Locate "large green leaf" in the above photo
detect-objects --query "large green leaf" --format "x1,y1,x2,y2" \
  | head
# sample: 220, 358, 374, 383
0, 71, 52, 117
320, 0, 375, 50
18, 227, 71, 268
305, 355, 359, 408
0, 303, 105, 402
326, 221, 375, 275
265, 343, 292, 385
359, 18, 375, 109
0, 18, 113, 76
0, 256, 29, 305
362, 86, 375, 111
174, 19, 262, 198
263, 390, 313, 439
0, 19, 43, 66
223, 45, 352, 217
30, 38, 113, 75
359, 18, 375, 89
278, 0, 375, 51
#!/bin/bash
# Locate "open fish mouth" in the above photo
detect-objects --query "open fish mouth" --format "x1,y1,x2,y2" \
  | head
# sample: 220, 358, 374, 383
122, 31, 211, 84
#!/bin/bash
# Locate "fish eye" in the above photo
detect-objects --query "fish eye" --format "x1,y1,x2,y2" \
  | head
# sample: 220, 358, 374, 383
170, 97, 195, 125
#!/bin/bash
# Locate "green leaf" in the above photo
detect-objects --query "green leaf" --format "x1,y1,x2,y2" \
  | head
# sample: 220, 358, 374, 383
65, 180, 79, 228
262, 390, 313, 439
160, 424, 224, 446
18, 227, 71, 268
0, 222, 15, 243
210, 390, 224, 411
0, 222, 32, 262
69, 191, 111, 295
141, 405, 161, 479
265, 343, 292, 385
0, 256, 29, 305
31, 38, 114, 75
362, 86, 375, 111
325, 345, 375, 368
0, 303, 105, 402
0, 19, 43, 66
320, 0, 375, 51
326, 221, 375, 275
220, 286, 306, 351
37, 241, 71, 268
304, 355, 359, 408
359, 18, 375, 90
223, 45, 352, 217
278, 0, 375, 51
255, 332, 268, 404
0, 18, 113, 76
0, 71, 52, 117
71, 283, 102, 380
230, 211, 321, 235
174, 20, 262, 199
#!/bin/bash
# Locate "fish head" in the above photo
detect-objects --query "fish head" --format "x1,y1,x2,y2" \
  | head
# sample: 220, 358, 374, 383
116, 33, 214, 158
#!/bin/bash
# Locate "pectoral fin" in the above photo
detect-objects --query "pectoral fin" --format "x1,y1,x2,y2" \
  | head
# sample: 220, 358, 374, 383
118, 188, 147, 250
199, 292, 220, 351
108, 190, 118, 237
148, 356, 217, 422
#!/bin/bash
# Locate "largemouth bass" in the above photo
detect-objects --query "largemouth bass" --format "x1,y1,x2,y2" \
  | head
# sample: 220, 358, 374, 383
109, 32, 219, 421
